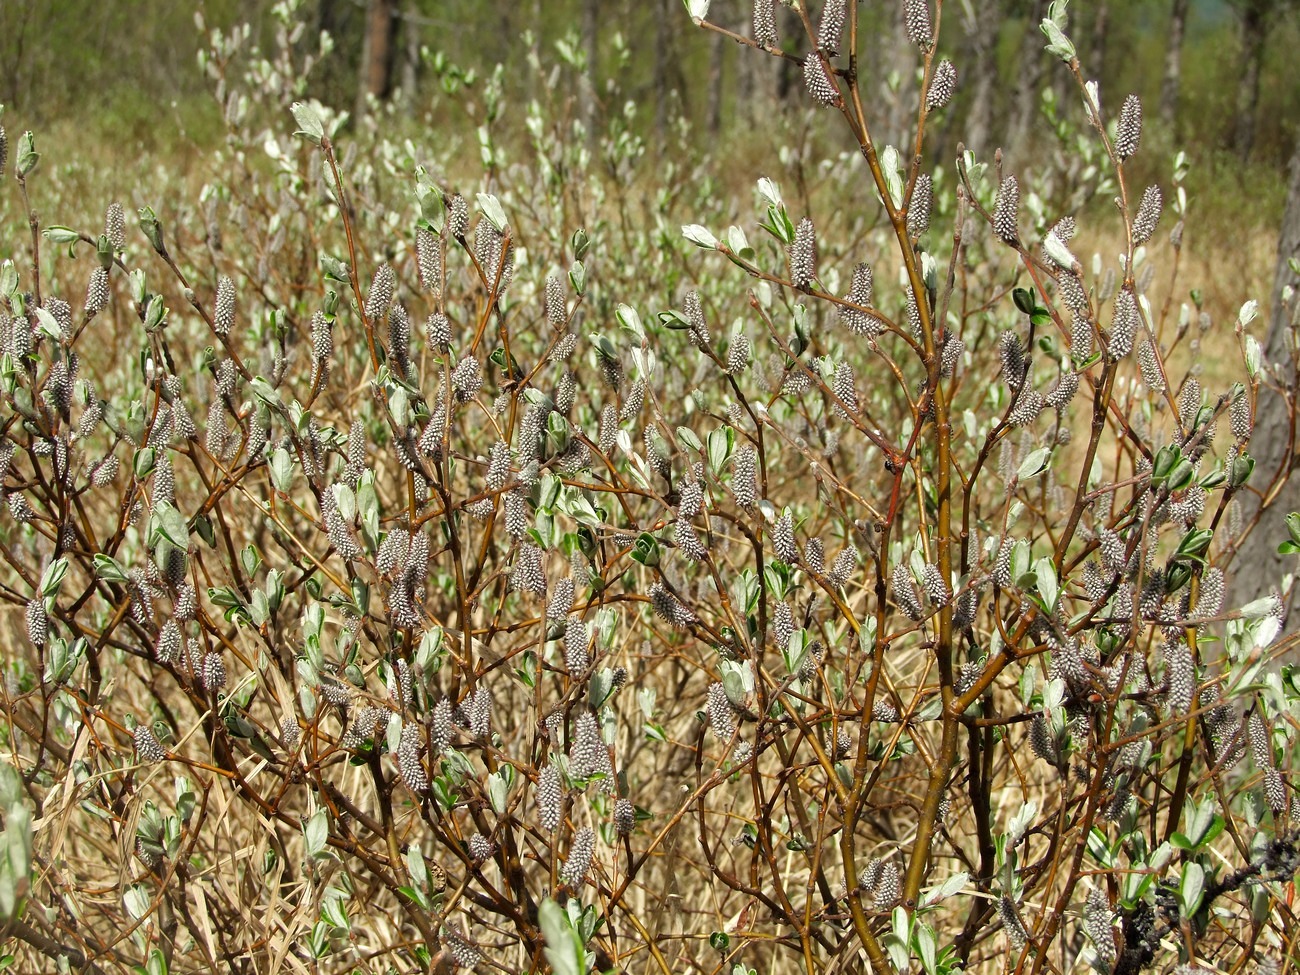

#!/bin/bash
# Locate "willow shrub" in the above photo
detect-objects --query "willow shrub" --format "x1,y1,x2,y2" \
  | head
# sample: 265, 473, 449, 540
0, 2, 1295, 974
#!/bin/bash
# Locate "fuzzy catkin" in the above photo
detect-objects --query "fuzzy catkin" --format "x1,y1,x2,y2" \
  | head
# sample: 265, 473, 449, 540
828, 547, 857, 588
416, 227, 442, 296
1138, 341, 1165, 392
732, 446, 757, 507
614, 797, 635, 836
1132, 185, 1163, 245
389, 304, 412, 375
771, 512, 798, 564
85, 266, 109, 317
134, 725, 166, 764
649, 582, 693, 626
927, 60, 957, 109
365, 263, 394, 320
213, 276, 236, 336
1108, 288, 1137, 359
790, 217, 818, 287
904, 0, 932, 49
921, 563, 950, 607
397, 724, 428, 793
803, 54, 839, 106
675, 518, 708, 562
446, 194, 468, 239
817, 0, 845, 52
726, 333, 751, 375
106, 203, 126, 252
537, 764, 562, 831
993, 176, 1020, 246
893, 563, 924, 621
561, 827, 594, 886
908, 175, 933, 237
998, 896, 1028, 950
564, 615, 589, 673
752, 0, 777, 47
840, 262, 879, 336
1115, 94, 1143, 160
683, 290, 710, 348
707, 682, 737, 740
25, 598, 47, 646
1081, 889, 1112, 967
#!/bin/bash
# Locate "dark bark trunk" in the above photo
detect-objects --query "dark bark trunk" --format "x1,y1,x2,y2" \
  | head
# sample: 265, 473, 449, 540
1086, 1, 1109, 80
582, 0, 600, 143
1009, 0, 1048, 151
1232, 0, 1270, 162
707, 22, 725, 136
399, 2, 419, 101
358, 0, 396, 114
1229, 137, 1300, 615
961, 0, 1001, 158
654, 0, 672, 146
1159, 0, 1191, 132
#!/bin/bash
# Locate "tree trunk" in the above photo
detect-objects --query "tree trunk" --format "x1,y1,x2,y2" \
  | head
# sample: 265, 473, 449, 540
1232, 0, 1270, 162
582, 0, 599, 143
653, 0, 672, 146
1009, 0, 1048, 152
1086, 1, 1109, 80
706, 23, 725, 136
1229, 137, 1300, 615
960, 0, 1000, 158
358, 0, 396, 114
1159, 0, 1191, 132
398, 2, 419, 101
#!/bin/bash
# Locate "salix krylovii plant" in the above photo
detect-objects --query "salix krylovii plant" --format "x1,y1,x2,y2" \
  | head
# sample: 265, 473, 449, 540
0, 9, 785, 975
0, 4, 1297, 975
663, 0, 1300, 974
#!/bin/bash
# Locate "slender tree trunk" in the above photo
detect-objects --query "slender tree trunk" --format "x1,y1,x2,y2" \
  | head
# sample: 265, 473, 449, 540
1232, 0, 1270, 162
1229, 137, 1300, 615
398, 2, 419, 101
654, 0, 672, 146
1086, 1, 1109, 79
886, 4, 916, 146
1159, 0, 1191, 132
707, 23, 725, 135
1009, 0, 1048, 151
582, 0, 600, 143
960, 0, 1000, 158
776, 3, 801, 107
358, 0, 396, 115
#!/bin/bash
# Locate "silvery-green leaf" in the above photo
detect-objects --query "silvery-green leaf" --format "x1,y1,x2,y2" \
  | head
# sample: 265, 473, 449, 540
1035, 557, 1059, 611
304, 808, 328, 859
270, 448, 294, 493
684, 0, 711, 21
291, 101, 325, 145
40, 558, 68, 599
540, 898, 583, 975
1040, 16, 1075, 61
682, 224, 718, 248
1043, 231, 1077, 270
1179, 861, 1204, 916
1018, 447, 1052, 479
476, 193, 509, 233
32, 307, 62, 340
1245, 335, 1261, 378
880, 146, 904, 209
921, 870, 970, 908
